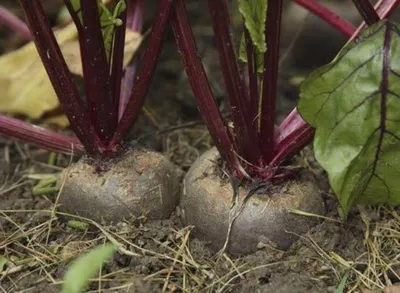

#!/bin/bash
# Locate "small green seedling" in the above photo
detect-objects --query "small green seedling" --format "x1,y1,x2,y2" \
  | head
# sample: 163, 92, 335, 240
0, 256, 8, 273
62, 243, 116, 293
26, 174, 60, 196
67, 220, 89, 231
335, 271, 349, 293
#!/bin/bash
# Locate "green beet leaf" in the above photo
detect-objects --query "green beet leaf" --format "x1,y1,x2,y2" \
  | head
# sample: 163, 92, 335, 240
238, 34, 265, 74
70, 0, 126, 61
62, 243, 116, 293
238, 0, 267, 53
238, 0, 267, 73
298, 20, 400, 218
98, 0, 126, 61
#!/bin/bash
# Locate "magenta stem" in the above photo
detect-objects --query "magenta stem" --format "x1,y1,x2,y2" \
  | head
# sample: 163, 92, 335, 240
245, 28, 259, 132
351, 0, 400, 39
259, 0, 283, 164
0, 5, 31, 40
110, 0, 174, 149
79, 0, 116, 143
19, 0, 102, 155
375, 0, 400, 18
352, 0, 380, 25
0, 115, 85, 155
207, 0, 262, 168
110, 7, 127, 125
270, 124, 314, 168
119, 60, 139, 121
274, 108, 311, 149
293, 0, 356, 38
127, 0, 144, 32
118, 0, 144, 120
171, 0, 246, 178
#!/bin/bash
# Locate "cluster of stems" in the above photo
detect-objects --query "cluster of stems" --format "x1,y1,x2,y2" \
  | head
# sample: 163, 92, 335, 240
173, 0, 400, 180
0, 0, 159, 157
0, 0, 399, 178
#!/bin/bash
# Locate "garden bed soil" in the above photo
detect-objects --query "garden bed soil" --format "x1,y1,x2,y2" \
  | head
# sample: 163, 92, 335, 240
1, 141, 399, 293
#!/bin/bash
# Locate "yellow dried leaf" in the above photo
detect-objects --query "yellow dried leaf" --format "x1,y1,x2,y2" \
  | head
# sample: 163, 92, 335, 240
43, 114, 71, 128
0, 24, 76, 119
0, 23, 142, 127
61, 29, 142, 76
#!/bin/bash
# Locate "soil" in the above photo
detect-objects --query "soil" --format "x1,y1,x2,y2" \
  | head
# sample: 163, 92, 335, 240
1, 1, 400, 293
2, 146, 396, 293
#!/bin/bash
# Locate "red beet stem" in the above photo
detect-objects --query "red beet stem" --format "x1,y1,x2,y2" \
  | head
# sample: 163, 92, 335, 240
19, 0, 103, 155
0, 114, 85, 155
110, 0, 174, 149
171, 0, 247, 178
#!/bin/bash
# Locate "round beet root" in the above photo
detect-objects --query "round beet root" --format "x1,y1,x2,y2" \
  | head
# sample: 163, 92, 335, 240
58, 149, 181, 223
180, 147, 325, 255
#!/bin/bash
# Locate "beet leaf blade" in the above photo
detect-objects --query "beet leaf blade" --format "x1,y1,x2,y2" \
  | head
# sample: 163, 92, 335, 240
298, 20, 400, 217
238, 0, 267, 59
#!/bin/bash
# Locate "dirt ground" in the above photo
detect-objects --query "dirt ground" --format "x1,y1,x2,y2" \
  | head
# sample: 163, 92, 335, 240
2, 143, 400, 293
2, 1, 400, 293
